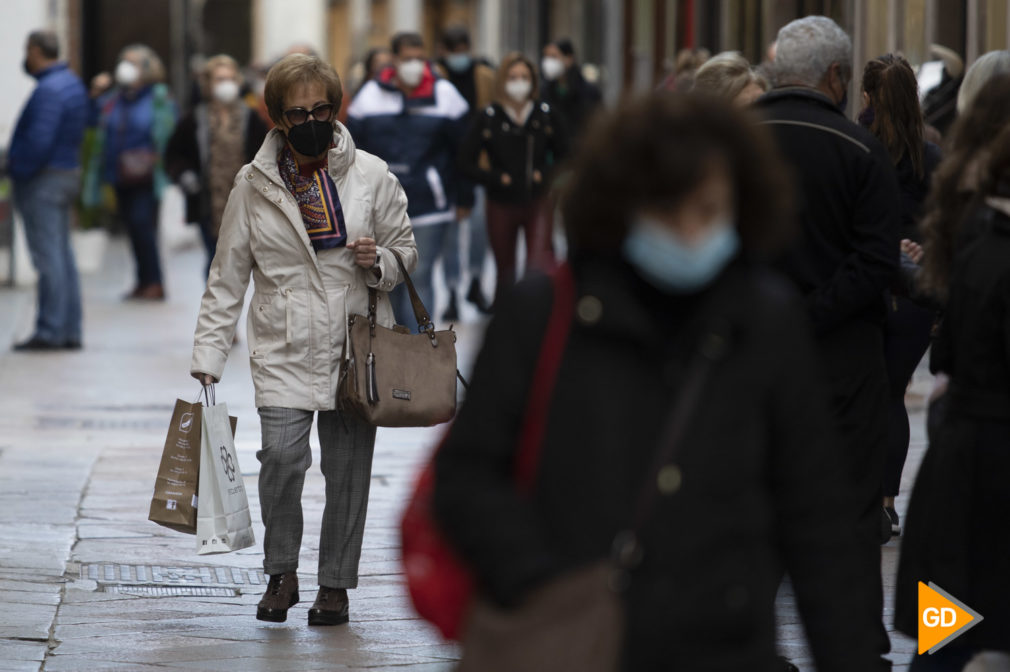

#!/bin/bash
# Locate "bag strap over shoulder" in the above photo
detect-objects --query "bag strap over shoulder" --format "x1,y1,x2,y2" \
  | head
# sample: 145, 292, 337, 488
514, 263, 577, 491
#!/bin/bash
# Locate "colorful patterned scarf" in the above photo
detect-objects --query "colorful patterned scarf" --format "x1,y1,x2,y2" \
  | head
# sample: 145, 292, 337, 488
277, 143, 347, 251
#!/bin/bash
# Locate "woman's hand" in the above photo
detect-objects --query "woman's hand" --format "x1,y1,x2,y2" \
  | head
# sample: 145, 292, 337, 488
192, 372, 217, 385
901, 238, 924, 264
347, 237, 378, 269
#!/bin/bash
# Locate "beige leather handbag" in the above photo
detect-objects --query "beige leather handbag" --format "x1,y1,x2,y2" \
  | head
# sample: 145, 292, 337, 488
338, 251, 464, 427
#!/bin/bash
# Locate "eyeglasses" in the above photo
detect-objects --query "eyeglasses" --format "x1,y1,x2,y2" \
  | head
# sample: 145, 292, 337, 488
283, 103, 335, 126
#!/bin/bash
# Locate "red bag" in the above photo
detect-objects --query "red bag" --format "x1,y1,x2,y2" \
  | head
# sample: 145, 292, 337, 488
401, 263, 577, 640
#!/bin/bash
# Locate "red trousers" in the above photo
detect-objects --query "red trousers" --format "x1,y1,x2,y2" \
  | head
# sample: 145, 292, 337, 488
486, 198, 555, 302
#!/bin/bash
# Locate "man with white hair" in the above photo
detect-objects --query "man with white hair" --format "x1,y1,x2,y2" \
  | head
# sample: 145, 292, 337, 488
755, 15, 899, 670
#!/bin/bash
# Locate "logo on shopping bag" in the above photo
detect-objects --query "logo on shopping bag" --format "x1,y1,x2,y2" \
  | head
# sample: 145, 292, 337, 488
179, 412, 194, 433
918, 582, 983, 654
220, 445, 236, 482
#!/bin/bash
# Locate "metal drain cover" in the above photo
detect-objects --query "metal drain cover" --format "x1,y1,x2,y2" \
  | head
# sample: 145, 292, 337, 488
81, 564, 264, 588
103, 585, 239, 597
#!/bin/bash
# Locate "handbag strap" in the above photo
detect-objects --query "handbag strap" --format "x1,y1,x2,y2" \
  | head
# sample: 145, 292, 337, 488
383, 249, 436, 334
514, 263, 576, 491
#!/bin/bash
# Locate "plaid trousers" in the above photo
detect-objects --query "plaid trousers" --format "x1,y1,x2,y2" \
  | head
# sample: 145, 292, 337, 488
257, 407, 377, 588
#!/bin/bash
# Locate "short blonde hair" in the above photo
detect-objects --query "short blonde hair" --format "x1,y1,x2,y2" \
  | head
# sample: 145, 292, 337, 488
201, 54, 242, 98
264, 54, 343, 126
119, 44, 167, 85
692, 51, 768, 101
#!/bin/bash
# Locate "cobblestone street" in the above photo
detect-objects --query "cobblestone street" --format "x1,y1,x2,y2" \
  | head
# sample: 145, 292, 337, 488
1, 237, 921, 671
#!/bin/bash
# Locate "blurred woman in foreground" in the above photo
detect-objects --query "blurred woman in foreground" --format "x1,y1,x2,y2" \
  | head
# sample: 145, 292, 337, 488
434, 95, 891, 671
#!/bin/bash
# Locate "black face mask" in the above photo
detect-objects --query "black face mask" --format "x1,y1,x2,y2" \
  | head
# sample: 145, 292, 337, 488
22, 59, 31, 76
858, 105, 875, 128
287, 120, 333, 158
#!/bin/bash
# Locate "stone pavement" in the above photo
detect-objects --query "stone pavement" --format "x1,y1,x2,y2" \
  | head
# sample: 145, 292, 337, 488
0, 236, 924, 671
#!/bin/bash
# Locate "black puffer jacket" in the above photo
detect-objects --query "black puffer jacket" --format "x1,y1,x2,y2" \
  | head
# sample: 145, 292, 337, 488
434, 255, 891, 671
457, 101, 569, 205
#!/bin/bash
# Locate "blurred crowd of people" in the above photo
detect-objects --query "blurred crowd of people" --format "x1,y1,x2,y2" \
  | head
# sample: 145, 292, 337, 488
8, 14, 1010, 672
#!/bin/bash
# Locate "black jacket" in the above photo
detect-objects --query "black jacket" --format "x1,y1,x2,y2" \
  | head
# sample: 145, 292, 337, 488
164, 103, 268, 225
434, 255, 890, 671
895, 141, 942, 242
896, 201, 1010, 649
457, 102, 569, 205
756, 88, 900, 340
541, 65, 601, 141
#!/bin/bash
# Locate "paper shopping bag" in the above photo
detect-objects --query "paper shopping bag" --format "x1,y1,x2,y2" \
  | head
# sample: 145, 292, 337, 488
196, 401, 255, 554
149, 399, 203, 533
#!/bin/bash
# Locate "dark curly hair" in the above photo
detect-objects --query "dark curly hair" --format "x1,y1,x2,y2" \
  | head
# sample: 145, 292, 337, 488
560, 93, 794, 260
919, 74, 1010, 301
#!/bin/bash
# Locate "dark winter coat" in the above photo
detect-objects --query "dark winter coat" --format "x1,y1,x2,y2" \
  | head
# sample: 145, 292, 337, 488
541, 64, 601, 141
346, 64, 473, 224
433, 255, 891, 672
896, 200, 1010, 650
755, 88, 901, 344
164, 103, 268, 225
457, 101, 569, 205
895, 141, 943, 242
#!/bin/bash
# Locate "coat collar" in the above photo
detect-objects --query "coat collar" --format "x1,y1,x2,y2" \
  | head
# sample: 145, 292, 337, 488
757, 86, 844, 116
251, 121, 357, 185
248, 122, 358, 273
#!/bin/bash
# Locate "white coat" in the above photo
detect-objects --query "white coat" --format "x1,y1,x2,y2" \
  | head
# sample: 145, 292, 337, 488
191, 123, 417, 410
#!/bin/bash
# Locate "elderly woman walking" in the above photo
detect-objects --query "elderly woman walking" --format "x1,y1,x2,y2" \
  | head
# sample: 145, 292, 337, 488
190, 54, 416, 626
165, 54, 269, 277
100, 44, 176, 300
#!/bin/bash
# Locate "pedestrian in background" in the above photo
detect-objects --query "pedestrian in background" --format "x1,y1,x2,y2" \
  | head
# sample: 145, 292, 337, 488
954, 50, 1010, 117
98, 44, 177, 301
9, 30, 88, 351
165, 54, 268, 277
691, 51, 769, 107
435, 94, 890, 672
457, 52, 569, 305
347, 32, 471, 328
857, 53, 942, 537
540, 38, 601, 143
897, 76, 1010, 670
436, 25, 494, 319
191, 53, 416, 626
755, 16, 900, 664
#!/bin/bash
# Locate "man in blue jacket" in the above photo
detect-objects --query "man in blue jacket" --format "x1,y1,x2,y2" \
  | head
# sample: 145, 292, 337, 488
9, 31, 89, 351
347, 32, 472, 328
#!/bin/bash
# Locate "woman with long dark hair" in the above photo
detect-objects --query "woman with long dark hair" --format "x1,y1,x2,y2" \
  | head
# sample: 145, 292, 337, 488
895, 76, 1010, 669
857, 54, 942, 536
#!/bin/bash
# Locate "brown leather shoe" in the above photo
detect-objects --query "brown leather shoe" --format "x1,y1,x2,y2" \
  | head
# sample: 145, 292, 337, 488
307, 586, 349, 626
256, 572, 299, 622
135, 284, 165, 301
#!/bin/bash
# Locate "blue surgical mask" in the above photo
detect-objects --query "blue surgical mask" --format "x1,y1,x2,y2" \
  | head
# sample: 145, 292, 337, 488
622, 217, 740, 293
445, 53, 472, 73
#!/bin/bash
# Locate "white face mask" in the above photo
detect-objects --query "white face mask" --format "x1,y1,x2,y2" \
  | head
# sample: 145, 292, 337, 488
505, 78, 532, 103
541, 56, 565, 81
115, 60, 141, 87
212, 80, 240, 104
397, 59, 425, 88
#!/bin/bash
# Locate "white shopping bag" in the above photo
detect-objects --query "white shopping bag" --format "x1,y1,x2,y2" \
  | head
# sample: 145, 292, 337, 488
196, 399, 255, 554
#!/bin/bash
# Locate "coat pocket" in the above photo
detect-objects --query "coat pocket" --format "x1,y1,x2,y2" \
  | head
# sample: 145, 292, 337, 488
249, 291, 283, 357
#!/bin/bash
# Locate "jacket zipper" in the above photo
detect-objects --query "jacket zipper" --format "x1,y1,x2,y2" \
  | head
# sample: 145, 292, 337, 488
525, 133, 534, 195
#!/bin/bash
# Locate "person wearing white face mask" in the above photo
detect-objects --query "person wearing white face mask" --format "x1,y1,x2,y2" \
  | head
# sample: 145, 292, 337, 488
165, 54, 268, 278
540, 38, 601, 143
98, 43, 177, 301
347, 32, 472, 330
457, 52, 569, 306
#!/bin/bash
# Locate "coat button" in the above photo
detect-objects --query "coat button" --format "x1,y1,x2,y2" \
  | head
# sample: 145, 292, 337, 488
246, 173, 254, 181
576, 296, 603, 324
262, 186, 269, 193
657, 464, 682, 494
